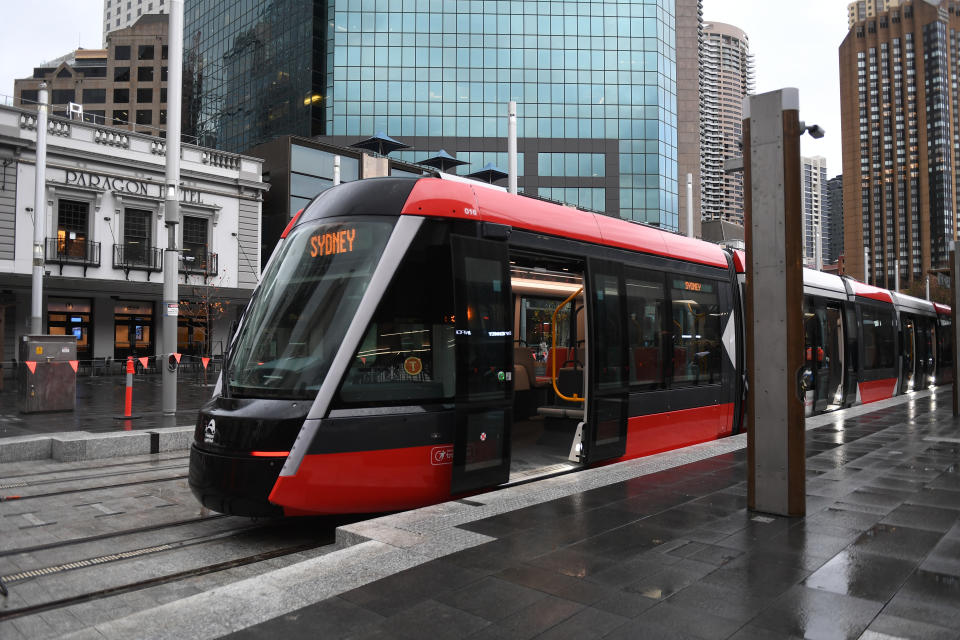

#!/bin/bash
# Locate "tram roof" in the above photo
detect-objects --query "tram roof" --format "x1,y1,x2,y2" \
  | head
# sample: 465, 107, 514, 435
401, 177, 730, 269
890, 291, 937, 315
845, 279, 894, 304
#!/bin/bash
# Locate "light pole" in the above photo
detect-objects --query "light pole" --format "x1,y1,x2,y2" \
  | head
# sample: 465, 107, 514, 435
162, 0, 184, 423
30, 82, 49, 335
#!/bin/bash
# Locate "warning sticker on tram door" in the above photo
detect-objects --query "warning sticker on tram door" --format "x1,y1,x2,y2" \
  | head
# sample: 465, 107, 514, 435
431, 446, 454, 465
403, 357, 423, 376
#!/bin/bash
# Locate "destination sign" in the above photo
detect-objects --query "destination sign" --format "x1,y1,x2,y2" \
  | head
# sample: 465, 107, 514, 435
309, 228, 356, 257
672, 279, 713, 293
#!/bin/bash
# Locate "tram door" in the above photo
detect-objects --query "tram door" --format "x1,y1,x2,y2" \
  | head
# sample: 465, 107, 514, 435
450, 235, 514, 494
901, 315, 917, 392
815, 302, 845, 412
584, 259, 628, 462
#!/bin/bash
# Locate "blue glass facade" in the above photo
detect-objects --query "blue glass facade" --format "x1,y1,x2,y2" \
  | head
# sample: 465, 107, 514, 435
185, 0, 680, 228
327, 0, 678, 227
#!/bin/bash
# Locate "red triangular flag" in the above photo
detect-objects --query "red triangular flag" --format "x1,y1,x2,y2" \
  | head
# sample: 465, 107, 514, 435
173, 353, 182, 363
201, 357, 210, 369
139, 357, 149, 369
25, 361, 37, 374
69, 360, 79, 373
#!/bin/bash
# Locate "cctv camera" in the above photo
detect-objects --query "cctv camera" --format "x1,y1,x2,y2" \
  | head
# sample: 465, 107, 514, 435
807, 124, 825, 139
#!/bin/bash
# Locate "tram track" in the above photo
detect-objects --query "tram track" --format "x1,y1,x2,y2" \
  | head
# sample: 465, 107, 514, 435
0, 454, 189, 483
1, 472, 189, 501
0, 462, 188, 491
0, 513, 230, 558
0, 537, 331, 623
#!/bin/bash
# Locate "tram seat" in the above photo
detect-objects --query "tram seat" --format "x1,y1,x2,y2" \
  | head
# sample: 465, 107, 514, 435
514, 362, 531, 391
536, 347, 572, 385
514, 346, 546, 389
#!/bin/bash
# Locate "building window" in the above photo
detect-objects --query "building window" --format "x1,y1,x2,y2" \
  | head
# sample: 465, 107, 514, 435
115, 45, 130, 60
113, 109, 129, 124
159, 110, 167, 124
82, 110, 106, 124
20, 89, 38, 105
137, 88, 153, 103
56, 199, 90, 257
83, 88, 106, 104
135, 109, 152, 125
113, 88, 129, 103
160, 66, 167, 81
114, 66, 130, 82
137, 66, 154, 81
122, 208, 154, 267
182, 216, 208, 263
160, 88, 167, 103
51, 89, 75, 104
138, 45, 154, 60
161, 45, 168, 60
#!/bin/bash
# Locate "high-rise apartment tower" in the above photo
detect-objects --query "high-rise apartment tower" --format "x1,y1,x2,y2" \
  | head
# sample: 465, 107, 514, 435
699, 21, 754, 225
840, 0, 960, 288
802, 156, 830, 268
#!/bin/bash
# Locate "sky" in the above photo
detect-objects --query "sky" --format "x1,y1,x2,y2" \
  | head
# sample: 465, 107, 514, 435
1, 1, 850, 174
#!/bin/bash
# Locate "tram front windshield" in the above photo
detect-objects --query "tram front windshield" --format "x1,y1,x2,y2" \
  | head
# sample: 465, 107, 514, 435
226, 218, 395, 399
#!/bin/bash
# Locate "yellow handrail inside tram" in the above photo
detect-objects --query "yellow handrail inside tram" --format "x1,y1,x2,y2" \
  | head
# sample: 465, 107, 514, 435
551, 286, 585, 403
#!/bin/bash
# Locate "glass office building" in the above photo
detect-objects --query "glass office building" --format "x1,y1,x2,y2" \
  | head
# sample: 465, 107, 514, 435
185, 0, 681, 228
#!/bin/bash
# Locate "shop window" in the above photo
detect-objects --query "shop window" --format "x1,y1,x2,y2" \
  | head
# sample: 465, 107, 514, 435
48, 298, 93, 361
114, 301, 153, 359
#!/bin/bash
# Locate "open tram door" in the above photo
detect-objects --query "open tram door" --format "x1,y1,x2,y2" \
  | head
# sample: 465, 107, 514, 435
449, 233, 514, 495
581, 259, 629, 462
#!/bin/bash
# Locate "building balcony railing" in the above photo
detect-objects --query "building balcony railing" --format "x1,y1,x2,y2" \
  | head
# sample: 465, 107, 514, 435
45, 238, 100, 275
179, 251, 218, 276
113, 243, 163, 279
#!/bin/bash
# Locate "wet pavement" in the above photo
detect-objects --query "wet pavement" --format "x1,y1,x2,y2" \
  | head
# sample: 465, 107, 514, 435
215, 391, 960, 640
0, 372, 214, 437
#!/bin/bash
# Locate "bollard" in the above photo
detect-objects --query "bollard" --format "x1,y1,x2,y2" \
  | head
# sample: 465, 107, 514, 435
124, 356, 134, 417
114, 355, 142, 420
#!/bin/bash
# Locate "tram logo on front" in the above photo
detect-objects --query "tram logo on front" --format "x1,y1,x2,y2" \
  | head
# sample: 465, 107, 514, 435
431, 446, 454, 466
204, 419, 216, 444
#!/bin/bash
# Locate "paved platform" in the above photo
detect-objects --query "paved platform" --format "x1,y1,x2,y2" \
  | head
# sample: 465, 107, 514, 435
0, 375, 208, 462
59, 388, 960, 640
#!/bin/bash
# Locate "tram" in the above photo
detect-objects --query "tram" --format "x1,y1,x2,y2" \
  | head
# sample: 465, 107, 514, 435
188, 175, 950, 517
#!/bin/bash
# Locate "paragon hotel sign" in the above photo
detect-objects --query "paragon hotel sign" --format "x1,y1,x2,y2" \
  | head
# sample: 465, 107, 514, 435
64, 170, 207, 204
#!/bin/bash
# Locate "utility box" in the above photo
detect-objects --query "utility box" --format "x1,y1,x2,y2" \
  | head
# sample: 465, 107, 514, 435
18, 335, 78, 413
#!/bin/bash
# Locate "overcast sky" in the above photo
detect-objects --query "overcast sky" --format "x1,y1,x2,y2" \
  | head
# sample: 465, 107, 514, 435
1, 1, 849, 173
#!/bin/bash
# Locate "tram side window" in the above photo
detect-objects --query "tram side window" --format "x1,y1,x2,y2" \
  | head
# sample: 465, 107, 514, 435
625, 269, 665, 389
861, 307, 896, 370
670, 277, 723, 387
939, 317, 953, 370
336, 225, 456, 406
